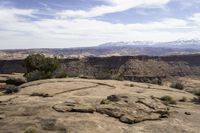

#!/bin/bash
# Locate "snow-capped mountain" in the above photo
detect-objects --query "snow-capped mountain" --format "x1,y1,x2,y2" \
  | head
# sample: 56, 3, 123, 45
98, 40, 200, 49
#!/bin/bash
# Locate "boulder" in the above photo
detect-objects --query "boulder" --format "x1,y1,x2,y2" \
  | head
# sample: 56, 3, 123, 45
53, 94, 170, 124
53, 101, 95, 113
96, 94, 169, 124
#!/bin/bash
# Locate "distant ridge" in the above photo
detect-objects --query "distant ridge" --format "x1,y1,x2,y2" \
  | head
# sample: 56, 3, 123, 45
98, 39, 200, 49
1, 40, 200, 59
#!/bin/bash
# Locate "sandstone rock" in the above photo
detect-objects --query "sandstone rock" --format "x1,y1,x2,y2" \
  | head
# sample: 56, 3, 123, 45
53, 102, 95, 113
53, 94, 170, 124
107, 95, 121, 102
185, 112, 191, 115
71, 105, 95, 113
96, 94, 170, 124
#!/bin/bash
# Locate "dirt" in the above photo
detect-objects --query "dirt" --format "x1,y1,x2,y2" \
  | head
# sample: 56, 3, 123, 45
0, 77, 200, 133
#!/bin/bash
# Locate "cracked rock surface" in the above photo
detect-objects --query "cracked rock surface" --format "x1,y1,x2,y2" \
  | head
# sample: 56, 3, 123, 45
0, 78, 200, 133
53, 94, 169, 124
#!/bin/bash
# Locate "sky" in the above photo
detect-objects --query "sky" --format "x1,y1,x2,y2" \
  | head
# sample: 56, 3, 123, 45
0, 0, 200, 49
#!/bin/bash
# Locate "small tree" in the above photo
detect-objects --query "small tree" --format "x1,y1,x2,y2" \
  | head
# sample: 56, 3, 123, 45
24, 54, 61, 81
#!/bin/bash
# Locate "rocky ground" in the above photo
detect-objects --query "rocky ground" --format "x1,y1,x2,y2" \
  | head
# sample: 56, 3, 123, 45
0, 76, 200, 133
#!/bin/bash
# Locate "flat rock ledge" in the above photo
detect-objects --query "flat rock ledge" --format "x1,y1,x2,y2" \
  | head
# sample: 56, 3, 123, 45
53, 94, 170, 124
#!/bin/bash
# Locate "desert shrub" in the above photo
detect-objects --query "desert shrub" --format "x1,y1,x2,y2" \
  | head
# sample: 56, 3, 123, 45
25, 70, 42, 82
4, 85, 19, 94
95, 72, 110, 80
25, 54, 59, 73
192, 90, 200, 104
130, 84, 134, 87
24, 127, 38, 133
160, 95, 177, 105
170, 82, 184, 90
193, 89, 200, 96
125, 84, 134, 87
151, 78, 163, 85
24, 54, 61, 81
54, 69, 67, 78
67, 72, 79, 78
111, 74, 123, 81
192, 96, 200, 104
6, 77, 27, 86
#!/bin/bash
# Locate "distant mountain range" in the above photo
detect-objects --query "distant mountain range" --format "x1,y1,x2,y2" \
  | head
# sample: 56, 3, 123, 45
98, 40, 200, 49
1, 40, 200, 59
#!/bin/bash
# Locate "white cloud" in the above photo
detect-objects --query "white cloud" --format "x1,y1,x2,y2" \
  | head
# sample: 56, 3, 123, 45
58, 0, 170, 18
0, 6, 200, 49
189, 13, 200, 26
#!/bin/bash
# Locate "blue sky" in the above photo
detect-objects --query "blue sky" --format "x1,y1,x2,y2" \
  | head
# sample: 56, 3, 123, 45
0, 0, 200, 49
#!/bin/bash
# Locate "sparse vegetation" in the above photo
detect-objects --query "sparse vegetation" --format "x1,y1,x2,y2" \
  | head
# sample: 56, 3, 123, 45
151, 78, 163, 85
111, 74, 123, 81
24, 127, 38, 133
25, 70, 42, 82
160, 95, 177, 105
125, 83, 134, 87
170, 82, 184, 90
4, 85, 19, 94
130, 84, 134, 87
24, 54, 65, 81
192, 96, 200, 104
54, 70, 67, 78
5, 77, 26, 86
192, 90, 200, 104
193, 89, 200, 96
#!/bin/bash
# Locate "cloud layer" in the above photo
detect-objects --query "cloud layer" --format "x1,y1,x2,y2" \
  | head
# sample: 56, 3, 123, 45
0, 0, 200, 49
58, 0, 170, 18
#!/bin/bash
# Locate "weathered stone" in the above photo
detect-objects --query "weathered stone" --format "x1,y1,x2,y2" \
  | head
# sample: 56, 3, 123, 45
119, 115, 135, 124
96, 105, 122, 118
107, 95, 121, 102
53, 94, 170, 124
53, 102, 95, 113
185, 112, 191, 115
96, 94, 170, 124
71, 105, 95, 113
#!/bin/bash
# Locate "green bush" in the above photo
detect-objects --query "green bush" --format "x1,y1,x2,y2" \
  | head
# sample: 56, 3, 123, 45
25, 54, 59, 73
4, 85, 19, 94
25, 70, 42, 82
54, 69, 67, 78
170, 82, 184, 90
24, 54, 61, 81
160, 95, 177, 105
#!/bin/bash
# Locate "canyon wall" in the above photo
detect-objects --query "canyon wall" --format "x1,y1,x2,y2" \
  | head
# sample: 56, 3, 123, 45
1, 55, 200, 82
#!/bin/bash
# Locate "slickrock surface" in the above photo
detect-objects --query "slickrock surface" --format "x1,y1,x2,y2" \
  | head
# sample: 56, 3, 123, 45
0, 78, 200, 133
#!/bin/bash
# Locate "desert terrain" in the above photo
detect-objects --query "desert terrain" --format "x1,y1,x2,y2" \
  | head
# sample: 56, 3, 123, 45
0, 73, 200, 133
1, 0, 200, 132
0, 53, 200, 133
